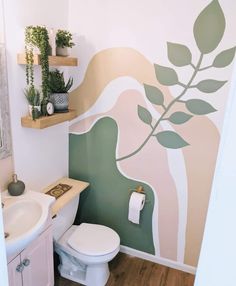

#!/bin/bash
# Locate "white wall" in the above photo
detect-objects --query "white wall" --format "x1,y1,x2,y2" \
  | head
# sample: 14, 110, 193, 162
3, 0, 70, 191
195, 63, 236, 285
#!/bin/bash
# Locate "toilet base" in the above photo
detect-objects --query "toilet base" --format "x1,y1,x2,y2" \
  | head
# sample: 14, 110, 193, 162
54, 225, 119, 286
59, 261, 110, 286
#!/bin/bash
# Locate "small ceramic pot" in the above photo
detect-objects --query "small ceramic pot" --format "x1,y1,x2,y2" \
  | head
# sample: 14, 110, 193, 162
56, 47, 69, 57
28, 105, 41, 116
8, 174, 25, 196
49, 93, 69, 112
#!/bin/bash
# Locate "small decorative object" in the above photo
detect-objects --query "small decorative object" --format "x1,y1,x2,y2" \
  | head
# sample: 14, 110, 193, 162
56, 29, 75, 57
24, 26, 50, 100
24, 86, 41, 120
48, 69, 73, 112
8, 174, 25, 196
46, 101, 54, 115
46, 183, 72, 199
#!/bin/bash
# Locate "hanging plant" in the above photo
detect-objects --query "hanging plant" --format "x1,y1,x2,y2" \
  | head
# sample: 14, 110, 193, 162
25, 26, 50, 100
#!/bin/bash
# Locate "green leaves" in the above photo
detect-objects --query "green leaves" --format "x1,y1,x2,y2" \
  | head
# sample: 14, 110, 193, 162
138, 105, 152, 126
195, 79, 227, 93
193, 0, 225, 54
168, 112, 193, 125
154, 64, 178, 86
186, 99, 217, 115
144, 84, 164, 105
156, 131, 189, 149
167, 42, 192, 67
213, 47, 236, 68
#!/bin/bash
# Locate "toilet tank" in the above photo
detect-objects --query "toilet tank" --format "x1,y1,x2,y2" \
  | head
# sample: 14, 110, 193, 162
52, 194, 80, 241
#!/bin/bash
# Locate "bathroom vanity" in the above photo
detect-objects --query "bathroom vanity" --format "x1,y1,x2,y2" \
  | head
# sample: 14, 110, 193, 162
7, 216, 53, 286
2, 191, 55, 286
5, 177, 89, 286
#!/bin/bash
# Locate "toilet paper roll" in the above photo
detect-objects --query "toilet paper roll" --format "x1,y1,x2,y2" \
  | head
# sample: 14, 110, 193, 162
128, 192, 145, 224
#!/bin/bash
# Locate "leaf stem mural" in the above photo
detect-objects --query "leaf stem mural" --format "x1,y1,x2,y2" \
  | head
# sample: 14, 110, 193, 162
116, 0, 235, 162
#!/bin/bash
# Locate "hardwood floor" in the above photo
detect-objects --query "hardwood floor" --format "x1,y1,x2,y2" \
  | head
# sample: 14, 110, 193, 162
54, 253, 195, 286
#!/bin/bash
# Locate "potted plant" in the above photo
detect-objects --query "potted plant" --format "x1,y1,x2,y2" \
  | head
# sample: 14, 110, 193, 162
48, 69, 73, 112
56, 29, 75, 57
24, 26, 50, 101
24, 86, 42, 120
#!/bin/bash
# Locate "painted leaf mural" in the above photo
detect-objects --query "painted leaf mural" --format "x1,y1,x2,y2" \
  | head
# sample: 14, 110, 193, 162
168, 112, 193, 125
213, 47, 236, 68
154, 64, 178, 86
167, 42, 192, 67
144, 84, 164, 106
193, 0, 225, 54
138, 105, 152, 125
156, 131, 189, 149
195, 79, 227, 93
186, 99, 217, 115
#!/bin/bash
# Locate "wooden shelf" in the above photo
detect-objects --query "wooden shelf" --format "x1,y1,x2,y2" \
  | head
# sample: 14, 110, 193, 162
21, 109, 77, 129
17, 53, 78, 66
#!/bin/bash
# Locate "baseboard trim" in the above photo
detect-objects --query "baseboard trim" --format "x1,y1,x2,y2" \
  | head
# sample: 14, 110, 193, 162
120, 245, 196, 275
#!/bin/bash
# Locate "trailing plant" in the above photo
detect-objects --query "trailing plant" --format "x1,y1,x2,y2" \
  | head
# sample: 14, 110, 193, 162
56, 29, 75, 48
116, 0, 236, 161
48, 69, 73, 93
25, 26, 50, 99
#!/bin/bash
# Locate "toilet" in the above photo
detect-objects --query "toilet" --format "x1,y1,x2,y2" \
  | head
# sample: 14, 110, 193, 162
52, 194, 120, 286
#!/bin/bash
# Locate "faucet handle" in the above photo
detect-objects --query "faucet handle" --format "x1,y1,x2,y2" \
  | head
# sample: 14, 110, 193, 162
1, 202, 4, 208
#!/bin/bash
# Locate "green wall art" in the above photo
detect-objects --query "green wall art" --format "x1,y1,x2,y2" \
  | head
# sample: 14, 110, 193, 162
69, 118, 155, 254
117, 0, 235, 161
69, 0, 236, 266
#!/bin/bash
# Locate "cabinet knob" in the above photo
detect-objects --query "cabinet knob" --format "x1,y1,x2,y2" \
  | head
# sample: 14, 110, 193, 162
16, 263, 24, 273
22, 258, 30, 267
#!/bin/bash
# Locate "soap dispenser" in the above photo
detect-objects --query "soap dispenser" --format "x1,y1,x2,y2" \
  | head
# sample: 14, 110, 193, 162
8, 174, 25, 196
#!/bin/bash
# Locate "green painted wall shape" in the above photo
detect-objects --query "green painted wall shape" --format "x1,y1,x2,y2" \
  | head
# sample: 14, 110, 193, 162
69, 117, 155, 254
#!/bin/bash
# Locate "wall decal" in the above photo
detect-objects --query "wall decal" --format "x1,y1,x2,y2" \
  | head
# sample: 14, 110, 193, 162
116, 0, 235, 161
68, 0, 236, 267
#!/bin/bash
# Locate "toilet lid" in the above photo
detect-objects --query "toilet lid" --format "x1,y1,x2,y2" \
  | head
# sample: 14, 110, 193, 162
68, 223, 120, 256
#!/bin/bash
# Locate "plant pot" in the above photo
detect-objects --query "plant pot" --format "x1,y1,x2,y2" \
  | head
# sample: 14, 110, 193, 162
56, 47, 69, 57
49, 93, 69, 112
28, 105, 41, 116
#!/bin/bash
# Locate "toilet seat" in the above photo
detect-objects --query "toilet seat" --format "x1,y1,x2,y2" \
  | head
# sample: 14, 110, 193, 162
68, 223, 120, 256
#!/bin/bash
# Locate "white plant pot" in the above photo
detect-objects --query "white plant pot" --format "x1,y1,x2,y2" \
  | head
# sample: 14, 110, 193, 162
28, 105, 41, 116
56, 47, 69, 57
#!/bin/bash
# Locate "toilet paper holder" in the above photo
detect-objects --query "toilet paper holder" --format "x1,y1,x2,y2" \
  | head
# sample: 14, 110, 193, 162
128, 185, 149, 203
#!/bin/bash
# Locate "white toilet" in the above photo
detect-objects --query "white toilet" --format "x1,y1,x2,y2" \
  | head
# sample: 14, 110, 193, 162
52, 194, 120, 286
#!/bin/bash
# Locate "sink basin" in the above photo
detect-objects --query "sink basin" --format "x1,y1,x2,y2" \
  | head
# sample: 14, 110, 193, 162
2, 191, 55, 257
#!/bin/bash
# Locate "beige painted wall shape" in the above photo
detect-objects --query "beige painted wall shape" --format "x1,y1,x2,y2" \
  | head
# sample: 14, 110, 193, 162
69, 47, 223, 266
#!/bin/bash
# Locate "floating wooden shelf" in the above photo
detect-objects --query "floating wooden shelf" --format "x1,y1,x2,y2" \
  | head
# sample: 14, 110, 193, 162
17, 53, 78, 66
21, 110, 77, 129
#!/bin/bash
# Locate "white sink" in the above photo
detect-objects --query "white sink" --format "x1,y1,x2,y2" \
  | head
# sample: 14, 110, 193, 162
2, 191, 55, 257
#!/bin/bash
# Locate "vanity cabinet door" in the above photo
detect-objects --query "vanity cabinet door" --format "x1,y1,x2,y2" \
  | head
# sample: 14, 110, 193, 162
21, 226, 54, 286
7, 255, 23, 286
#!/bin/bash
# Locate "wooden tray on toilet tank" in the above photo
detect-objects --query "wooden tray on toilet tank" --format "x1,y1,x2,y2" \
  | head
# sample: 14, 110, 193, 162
42, 177, 89, 217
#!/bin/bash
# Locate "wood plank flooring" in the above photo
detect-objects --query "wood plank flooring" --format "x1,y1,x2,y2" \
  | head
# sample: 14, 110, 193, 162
54, 253, 195, 286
